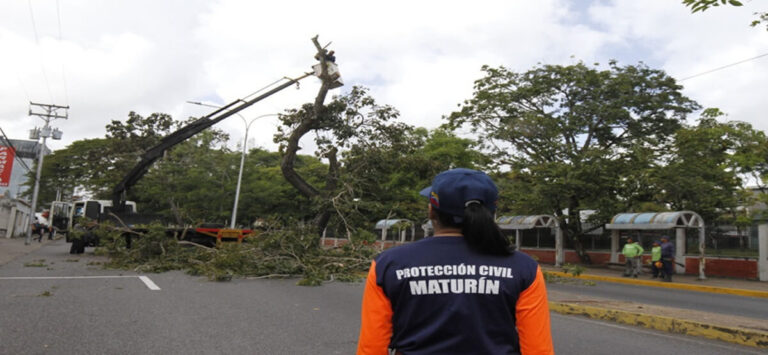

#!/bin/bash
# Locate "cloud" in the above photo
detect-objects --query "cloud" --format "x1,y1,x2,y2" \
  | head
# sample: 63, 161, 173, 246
0, 0, 766, 156
587, 1, 768, 131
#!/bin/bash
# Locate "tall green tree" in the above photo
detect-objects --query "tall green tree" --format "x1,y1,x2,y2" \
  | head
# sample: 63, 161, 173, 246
28, 112, 198, 209
448, 62, 700, 262
238, 148, 328, 225
340, 127, 487, 227
22, 138, 113, 206
132, 129, 234, 222
654, 109, 768, 245
99, 112, 176, 199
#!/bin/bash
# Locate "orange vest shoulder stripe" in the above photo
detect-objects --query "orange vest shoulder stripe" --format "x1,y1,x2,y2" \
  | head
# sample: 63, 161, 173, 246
516, 266, 554, 355
357, 260, 393, 355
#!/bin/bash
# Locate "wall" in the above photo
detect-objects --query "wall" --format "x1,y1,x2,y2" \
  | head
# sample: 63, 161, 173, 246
685, 257, 758, 279
0, 196, 30, 238
321, 237, 761, 280
522, 249, 613, 265
320, 237, 407, 250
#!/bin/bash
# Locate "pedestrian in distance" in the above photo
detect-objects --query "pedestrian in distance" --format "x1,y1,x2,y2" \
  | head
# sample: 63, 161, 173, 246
357, 168, 554, 355
622, 237, 644, 278
660, 236, 676, 282
31, 218, 45, 243
650, 240, 664, 279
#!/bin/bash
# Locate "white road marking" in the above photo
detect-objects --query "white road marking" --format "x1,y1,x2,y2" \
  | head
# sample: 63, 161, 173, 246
138, 276, 161, 291
0, 276, 136, 279
0, 275, 161, 291
551, 313, 764, 354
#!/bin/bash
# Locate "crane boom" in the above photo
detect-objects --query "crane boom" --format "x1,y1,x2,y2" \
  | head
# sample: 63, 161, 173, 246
111, 72, 313, 210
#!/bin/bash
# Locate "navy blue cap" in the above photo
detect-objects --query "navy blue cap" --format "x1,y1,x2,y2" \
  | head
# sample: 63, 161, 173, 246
420, 168, 498, 222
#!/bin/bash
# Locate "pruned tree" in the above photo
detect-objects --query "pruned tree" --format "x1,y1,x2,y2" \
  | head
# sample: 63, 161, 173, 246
278, 36, 412, 235
278, 36, 342, 233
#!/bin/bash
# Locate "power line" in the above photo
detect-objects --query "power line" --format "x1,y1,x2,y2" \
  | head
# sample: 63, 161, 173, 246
242, 77, 293, 102
15, 74, 32, 103
27, 0, 54, 103
679, 52, 768, 82
55, 0, 69, 105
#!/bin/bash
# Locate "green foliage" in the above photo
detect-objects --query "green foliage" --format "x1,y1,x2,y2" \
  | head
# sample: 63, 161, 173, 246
24, 260, 47, 267
133, 129, 235, 222
655, 114, 768, 223
94, 221, 378, 285
683, 0, 767, 31
449, 61, 700, 261
751, 12, 768, 30
339, 125, 487, 226
27, 112, 181, 204
561, 263, 585, 276
275, 85, 488, 235
682, 0, 743, 13
238, 150, 328, 222
22, 138, 113, 203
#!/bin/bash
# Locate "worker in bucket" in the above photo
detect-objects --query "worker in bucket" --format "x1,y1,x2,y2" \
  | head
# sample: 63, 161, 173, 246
357, 168, 553, 355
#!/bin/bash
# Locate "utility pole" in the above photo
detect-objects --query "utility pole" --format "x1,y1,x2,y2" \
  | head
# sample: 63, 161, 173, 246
25, 102, 67, 245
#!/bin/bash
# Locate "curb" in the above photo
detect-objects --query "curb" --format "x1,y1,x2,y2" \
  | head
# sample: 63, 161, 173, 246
549, 301, 768, 349
544, 270, 768, 299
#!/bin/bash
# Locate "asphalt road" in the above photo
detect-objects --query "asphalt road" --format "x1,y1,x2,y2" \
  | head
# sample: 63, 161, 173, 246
0, 240, 762, 354
550, 313, 763, 355
547, 278, 768, 320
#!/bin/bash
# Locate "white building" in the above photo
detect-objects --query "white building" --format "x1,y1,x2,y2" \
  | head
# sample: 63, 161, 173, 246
0, 139, 50, 238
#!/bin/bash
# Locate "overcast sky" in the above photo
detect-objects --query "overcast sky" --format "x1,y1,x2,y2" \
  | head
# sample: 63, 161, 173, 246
1, 0, 766, 153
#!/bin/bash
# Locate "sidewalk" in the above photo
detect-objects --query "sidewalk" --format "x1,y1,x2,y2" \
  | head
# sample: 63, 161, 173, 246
542, 264, 768, 294
543, 264, 768, 348
0, 236, 58, 266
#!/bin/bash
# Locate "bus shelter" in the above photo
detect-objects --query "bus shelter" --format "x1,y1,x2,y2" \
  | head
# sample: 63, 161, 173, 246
605, 211, 706, 279
375, 219, 416, 242
497, 215, 564, 266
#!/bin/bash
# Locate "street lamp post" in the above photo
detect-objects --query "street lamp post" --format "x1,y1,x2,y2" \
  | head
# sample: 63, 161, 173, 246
186, 101, 276, 228
230, 114, 274, 228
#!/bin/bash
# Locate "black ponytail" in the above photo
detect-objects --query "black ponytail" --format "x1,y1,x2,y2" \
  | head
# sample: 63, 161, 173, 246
436, 204, 512, 256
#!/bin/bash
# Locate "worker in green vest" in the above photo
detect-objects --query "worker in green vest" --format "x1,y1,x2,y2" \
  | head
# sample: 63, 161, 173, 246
650, 240, 663, 279
622, 238, 644, 278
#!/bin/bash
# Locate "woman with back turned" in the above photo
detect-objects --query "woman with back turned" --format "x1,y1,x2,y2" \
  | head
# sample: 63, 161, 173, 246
357, 168, 554, 355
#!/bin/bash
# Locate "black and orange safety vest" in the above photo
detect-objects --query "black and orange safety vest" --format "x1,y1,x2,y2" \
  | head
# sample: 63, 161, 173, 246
358, 236, 554, 355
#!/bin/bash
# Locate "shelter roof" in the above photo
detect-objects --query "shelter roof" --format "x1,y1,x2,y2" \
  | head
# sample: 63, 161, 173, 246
374, 219, 412, 229
605, 211, 704, 230
496, 215, 558, 230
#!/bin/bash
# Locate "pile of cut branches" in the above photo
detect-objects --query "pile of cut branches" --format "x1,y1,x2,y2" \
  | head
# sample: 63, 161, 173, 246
93, 222, 379, 285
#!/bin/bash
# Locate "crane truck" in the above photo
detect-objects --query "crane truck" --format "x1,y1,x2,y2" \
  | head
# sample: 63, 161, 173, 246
65, 43, 342, 252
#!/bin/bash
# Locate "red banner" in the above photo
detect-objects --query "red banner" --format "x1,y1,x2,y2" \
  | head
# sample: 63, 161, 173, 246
0, 145, 15, 187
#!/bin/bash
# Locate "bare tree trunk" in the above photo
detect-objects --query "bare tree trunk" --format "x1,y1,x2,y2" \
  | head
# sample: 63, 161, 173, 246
280, 36, 339, 234
565, 198, 592, 264
312, 147, 339, 232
